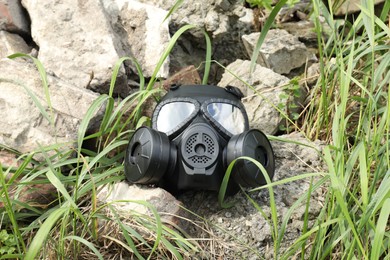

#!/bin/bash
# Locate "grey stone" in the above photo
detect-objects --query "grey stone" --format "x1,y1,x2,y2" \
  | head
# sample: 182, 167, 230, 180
21, 0, 128, 95
332, 0, 385, 16
278, 21, 319, 47
0, 0, 30, 35
306, 62, 320, 87
0, 30, 31, 58
0, 58, 99, 154
139, 0, 254, 82
97, 182, 184, 225
277, 0, 311, 23
103, 0, 170, 78
242, 29, 310, 75
219, 59, 300, 134
147, 0, 251, 39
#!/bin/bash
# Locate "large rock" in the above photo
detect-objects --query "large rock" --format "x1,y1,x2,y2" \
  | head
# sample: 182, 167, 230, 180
178, 132, 325, 258
103, 0, 170, 78
140, 0, 253, 39
21, 0, 128, 95
97, 182, 184, 226
219, 59, 305, 134
0, 0, 30, 36
140, 0, 254, 81
0, 58, 99, 154
242, 29, 310, 75
0, 30, 31, 58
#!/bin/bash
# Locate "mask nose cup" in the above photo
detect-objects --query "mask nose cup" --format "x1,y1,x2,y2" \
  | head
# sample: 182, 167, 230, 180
124, 127, 171, 184
226, 129, 275, 187
181, 124, 219, 174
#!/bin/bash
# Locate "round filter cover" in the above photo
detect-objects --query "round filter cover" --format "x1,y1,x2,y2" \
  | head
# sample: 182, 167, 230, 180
181, 124, 219, 172
226, 129, 275, 187
124, 127, 171, 184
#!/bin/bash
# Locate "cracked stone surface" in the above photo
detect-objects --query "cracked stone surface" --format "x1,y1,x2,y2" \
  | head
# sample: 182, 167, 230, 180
242, 29, 311, 75
219, 59, 306, 134
0, 59, 99, 154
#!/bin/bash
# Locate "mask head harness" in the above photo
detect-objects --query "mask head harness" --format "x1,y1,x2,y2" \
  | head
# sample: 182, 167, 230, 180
124, 85, 275, 194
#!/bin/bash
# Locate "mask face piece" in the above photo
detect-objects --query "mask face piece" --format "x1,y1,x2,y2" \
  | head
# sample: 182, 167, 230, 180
124, 85, 275, 195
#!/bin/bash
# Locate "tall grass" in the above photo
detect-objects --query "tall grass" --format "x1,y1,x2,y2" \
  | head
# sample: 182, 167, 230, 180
282, 0, 390, 258
1, 0, 389, 258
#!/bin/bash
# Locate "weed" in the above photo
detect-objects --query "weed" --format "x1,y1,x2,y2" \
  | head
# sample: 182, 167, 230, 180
0, 229, 17, 256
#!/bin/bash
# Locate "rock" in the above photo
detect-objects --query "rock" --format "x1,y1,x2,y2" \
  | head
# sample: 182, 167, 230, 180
95, 183, 190, 258
140, 0, 255, 83
306, 62, 320, 87
272, 132, 324, 202
21, 0, 128, 95
97, 182, 184, 226
219, 59, 306, 134
162, 65, 202, 91
278, 21, 318, 48
332, 0, 385, 16
168, 40, 209, 79
0, 150, 56, 211
143, 0, 253, 39
0, 0, 30, 36
0, 150, 19, 170
0, 59, 99, 154
178, 132, 325, 258
277, 0, 312, 23
242, 29, 310, 75
103, 0, 170, 78
0, 30, 31, 58
0, 182, 58, 209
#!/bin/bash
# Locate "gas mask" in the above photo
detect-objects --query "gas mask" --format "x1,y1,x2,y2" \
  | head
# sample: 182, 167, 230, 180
124, 85, 275, 195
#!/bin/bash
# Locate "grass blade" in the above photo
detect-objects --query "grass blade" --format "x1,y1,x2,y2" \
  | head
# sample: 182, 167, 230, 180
249, 0, 288, 75
7, 53, 54, 126
46, 170, 77, 209
163, 0, 183, 23
370, 198, 390, 260
0, 165, 26, 253
24, 207, 67, 260
64, 235, 104, 260
77, 95, 109, 154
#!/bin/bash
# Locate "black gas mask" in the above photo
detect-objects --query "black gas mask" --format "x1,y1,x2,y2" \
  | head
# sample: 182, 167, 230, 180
124, 85, 275, 195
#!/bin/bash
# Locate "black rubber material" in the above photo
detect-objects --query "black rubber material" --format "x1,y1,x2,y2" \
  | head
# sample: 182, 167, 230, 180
124, 127, 170, 184
180, 123, 220, 174
225, 129, 275, 187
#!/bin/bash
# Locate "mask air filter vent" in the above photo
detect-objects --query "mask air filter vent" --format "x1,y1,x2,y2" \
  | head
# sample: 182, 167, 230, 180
182, 125, 219, 171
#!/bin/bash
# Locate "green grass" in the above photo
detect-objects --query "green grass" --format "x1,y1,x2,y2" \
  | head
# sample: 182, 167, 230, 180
1, 0, 389, 258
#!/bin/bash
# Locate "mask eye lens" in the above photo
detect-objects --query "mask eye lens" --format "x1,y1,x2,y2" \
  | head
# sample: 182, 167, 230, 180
156, 102, 196, 133
206, 103, 246, 135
